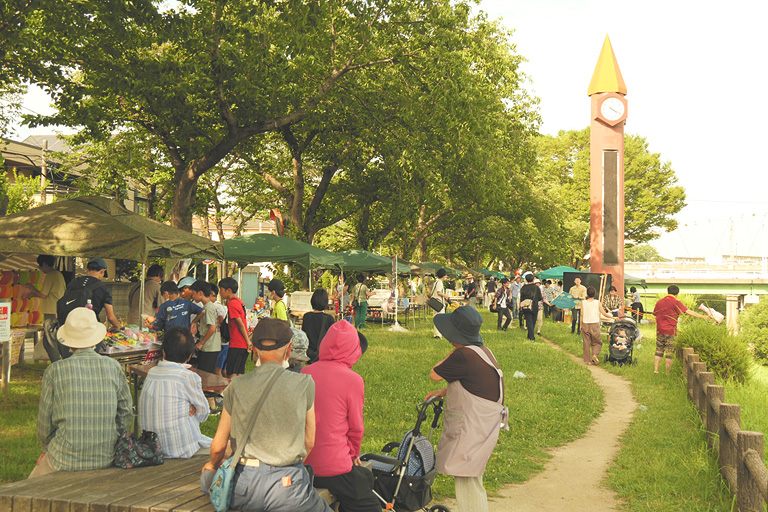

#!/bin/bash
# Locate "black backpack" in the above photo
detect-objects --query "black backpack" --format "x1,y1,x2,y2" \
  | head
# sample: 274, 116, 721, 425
57, 278, 105, 323
221, 299, 247, 343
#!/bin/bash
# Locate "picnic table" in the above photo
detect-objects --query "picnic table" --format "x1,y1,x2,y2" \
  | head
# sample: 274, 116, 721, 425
128, 362, 230, 402
0, 454, 337, 511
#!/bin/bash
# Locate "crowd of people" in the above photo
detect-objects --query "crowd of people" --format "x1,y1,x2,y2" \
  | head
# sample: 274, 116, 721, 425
29, 257, 714, 512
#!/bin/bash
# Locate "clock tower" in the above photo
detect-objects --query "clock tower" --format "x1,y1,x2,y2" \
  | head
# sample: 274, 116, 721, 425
589, 35, 627, 295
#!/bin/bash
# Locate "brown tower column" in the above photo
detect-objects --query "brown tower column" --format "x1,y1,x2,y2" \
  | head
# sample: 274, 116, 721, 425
588, 36, 627, 295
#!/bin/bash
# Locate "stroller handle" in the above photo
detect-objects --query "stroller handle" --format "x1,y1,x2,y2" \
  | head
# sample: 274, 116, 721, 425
413, 396, 444, 437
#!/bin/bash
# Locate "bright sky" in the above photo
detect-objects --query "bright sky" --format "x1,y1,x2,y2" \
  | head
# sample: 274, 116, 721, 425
477, 0, 768, 259
11, 0, 768, 259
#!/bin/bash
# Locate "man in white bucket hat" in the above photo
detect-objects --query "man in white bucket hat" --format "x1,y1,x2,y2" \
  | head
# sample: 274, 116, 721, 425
30, 307, 131, 478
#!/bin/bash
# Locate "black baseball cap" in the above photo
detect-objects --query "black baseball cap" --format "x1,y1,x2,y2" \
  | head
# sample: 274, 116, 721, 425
88, 257, 109, 278
267, 278, 285, 292
251, 317, 293, 351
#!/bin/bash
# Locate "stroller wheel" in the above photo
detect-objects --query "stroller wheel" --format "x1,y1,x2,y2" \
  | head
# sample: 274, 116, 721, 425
603, 354, 608, 363
429, 506, 451, 512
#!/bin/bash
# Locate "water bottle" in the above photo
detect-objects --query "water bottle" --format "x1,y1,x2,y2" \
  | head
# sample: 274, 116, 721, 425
85, 299, 93, 310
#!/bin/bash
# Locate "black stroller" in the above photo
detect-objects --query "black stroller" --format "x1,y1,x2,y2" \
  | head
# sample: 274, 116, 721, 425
360, 396, 450, 512
604, 317, 641, 365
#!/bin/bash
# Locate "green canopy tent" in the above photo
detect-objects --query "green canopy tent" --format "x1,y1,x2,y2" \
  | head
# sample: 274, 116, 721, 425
0, 195, 224, 320
537, 266, 579, 280
334, 250, 411, 274
222, 233, 343, 270
417, 262, 462, 279
624, 273, 648, 289
475, 268, 506, 279
0, 196, 223, 261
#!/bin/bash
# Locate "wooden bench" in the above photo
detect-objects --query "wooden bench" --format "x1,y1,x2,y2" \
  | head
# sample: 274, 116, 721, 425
0, 455, 338, 511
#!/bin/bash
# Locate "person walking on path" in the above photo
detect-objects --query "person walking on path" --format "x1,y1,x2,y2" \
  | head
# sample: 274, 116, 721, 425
484, 277, 497, 308
581, 287, 611, 365
519, 275, 543, 341
510, 276, 523, 326
431, 269, 449, 338
569, 277, 587, 335
426, 306, 508, 512
493, 278, 512, 331
653, 285, 711, 374
463, 275, 477, 308
352, 274, 372, 330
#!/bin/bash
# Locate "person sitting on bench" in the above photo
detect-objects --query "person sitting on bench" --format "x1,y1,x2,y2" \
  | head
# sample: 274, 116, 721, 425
31, 307, 131, 478
139, 326, 212, 459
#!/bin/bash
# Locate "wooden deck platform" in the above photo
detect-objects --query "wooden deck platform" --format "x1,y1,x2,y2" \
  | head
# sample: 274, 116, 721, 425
0, 455, 336, 512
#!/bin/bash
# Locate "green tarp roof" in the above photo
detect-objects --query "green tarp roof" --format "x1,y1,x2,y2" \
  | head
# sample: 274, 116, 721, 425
473, 268, 506, 279
0, 196, 223, 262
222, 234, 343, 269
537, 266, 580, 280
334, 250, 411, 274
417, 262, 463, 278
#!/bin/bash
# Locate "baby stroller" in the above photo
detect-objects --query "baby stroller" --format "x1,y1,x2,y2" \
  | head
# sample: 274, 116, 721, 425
360, 396, 450, 512
604, 317, 641, 365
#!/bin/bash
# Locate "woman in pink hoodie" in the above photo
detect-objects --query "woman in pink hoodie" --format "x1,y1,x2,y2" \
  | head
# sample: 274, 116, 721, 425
301, 320, 378, 512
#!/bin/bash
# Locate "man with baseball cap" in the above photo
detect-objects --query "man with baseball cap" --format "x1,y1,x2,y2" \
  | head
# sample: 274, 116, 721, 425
46, 257, 120, 362
426, 306, 508, 512
201, 317, 330, 512
31, 308, 132, 478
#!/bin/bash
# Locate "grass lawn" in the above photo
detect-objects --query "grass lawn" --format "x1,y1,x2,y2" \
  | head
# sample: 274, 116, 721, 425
2, 311, 603, 503
546, 319, 736, 511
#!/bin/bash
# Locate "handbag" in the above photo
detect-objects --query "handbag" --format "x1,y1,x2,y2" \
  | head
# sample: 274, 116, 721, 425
113, 430, 164, 469
208, 370, 284, 512
489, 299, 498, 313
351, 284, 361, 308
520, 298, 533, 311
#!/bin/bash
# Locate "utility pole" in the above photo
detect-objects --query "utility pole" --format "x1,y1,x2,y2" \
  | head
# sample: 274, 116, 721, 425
40, 140, 48, 205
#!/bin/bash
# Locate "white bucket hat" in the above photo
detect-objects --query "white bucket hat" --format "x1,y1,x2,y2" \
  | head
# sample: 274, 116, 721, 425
58, 307, 107, 348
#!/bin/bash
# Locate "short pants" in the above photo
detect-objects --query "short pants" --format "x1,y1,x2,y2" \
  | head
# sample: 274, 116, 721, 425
215, 344, 229, 370
655, 334, 676, 358
226, 347, 249, 375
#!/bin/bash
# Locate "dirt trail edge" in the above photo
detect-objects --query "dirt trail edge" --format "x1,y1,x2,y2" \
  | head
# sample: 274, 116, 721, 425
440, 337, 638, 512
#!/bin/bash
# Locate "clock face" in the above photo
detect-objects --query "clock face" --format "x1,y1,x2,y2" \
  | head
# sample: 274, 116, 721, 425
600, 97, 625, 121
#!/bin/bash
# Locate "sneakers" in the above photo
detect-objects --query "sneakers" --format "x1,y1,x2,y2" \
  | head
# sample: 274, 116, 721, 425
592, 355, 600, 365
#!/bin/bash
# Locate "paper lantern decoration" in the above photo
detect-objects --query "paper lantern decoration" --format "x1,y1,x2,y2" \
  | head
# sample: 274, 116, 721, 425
11, 299, 20, 313
0, 286, 11, 299
18, 271, 30, 285
0, 272, 12, 285
28, 311, 41, 325
28, 297, 42, 311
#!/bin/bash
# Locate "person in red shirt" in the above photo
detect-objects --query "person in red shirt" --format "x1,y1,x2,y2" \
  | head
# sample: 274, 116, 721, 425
652, 285, 710, 374
218, 277, 250, 378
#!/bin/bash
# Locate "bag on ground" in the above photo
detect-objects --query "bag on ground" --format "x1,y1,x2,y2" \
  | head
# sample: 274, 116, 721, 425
113, 430, 164, 469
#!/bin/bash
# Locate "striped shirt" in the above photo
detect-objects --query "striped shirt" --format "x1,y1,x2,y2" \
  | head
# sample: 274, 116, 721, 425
138, 360, 212, 458
37, 348, 132, 471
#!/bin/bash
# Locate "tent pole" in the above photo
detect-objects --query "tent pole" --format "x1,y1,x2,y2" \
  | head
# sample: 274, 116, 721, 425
139, 263, 146, 330
237, 268, 242, 299
340, 268, 345, 318
394, 256, 399, 326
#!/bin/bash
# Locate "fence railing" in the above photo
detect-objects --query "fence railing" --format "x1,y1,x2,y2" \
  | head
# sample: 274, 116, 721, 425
681, 347, 768, 511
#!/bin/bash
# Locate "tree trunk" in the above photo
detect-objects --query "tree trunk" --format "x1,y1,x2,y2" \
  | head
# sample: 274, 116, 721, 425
170, 172, 196, 231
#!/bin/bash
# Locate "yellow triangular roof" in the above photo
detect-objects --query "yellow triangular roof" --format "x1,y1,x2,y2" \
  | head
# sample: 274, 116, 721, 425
588, 35, 627, 95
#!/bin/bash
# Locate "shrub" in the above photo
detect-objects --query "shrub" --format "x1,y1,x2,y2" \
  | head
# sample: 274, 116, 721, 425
738, 298, 768, 366
676, 321, 753, 383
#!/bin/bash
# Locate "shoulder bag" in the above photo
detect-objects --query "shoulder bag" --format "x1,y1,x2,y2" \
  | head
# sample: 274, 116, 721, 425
427, 282, 444, 312
114, 430, 164, 469
351, 284, 361, 309
208, 370, 284, 512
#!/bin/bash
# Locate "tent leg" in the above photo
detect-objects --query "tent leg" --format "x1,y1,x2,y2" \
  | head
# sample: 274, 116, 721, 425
237, 269, 242, 299
139, 263, 146, 330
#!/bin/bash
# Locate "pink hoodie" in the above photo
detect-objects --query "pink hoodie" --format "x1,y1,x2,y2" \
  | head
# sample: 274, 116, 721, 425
301, 320, 364, 477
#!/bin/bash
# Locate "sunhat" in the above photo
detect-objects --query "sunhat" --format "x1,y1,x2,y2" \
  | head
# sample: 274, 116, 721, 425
178, 276, 196, 288
289, 327, 310, 361
58, 307, 107, 348
433, 305, 483, 346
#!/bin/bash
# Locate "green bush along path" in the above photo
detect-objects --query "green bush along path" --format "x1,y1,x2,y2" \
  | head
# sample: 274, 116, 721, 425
547, 320, 736, 511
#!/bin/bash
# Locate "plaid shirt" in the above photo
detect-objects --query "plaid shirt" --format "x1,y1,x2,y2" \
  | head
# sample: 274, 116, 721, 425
37, 348, 131, 471
603, 294, 624, 311
138, 360, 212, 458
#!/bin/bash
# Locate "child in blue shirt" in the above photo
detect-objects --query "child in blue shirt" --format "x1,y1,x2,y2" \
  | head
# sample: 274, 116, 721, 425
146, 281, 203, 331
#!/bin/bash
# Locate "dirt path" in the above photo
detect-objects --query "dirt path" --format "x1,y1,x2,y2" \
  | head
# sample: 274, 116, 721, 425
440, 337, 638, 512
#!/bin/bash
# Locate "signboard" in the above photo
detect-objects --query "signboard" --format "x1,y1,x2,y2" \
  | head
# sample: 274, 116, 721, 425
144, 349, 161, 364
0, 302, 10, 342
202, 259, 215, 265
